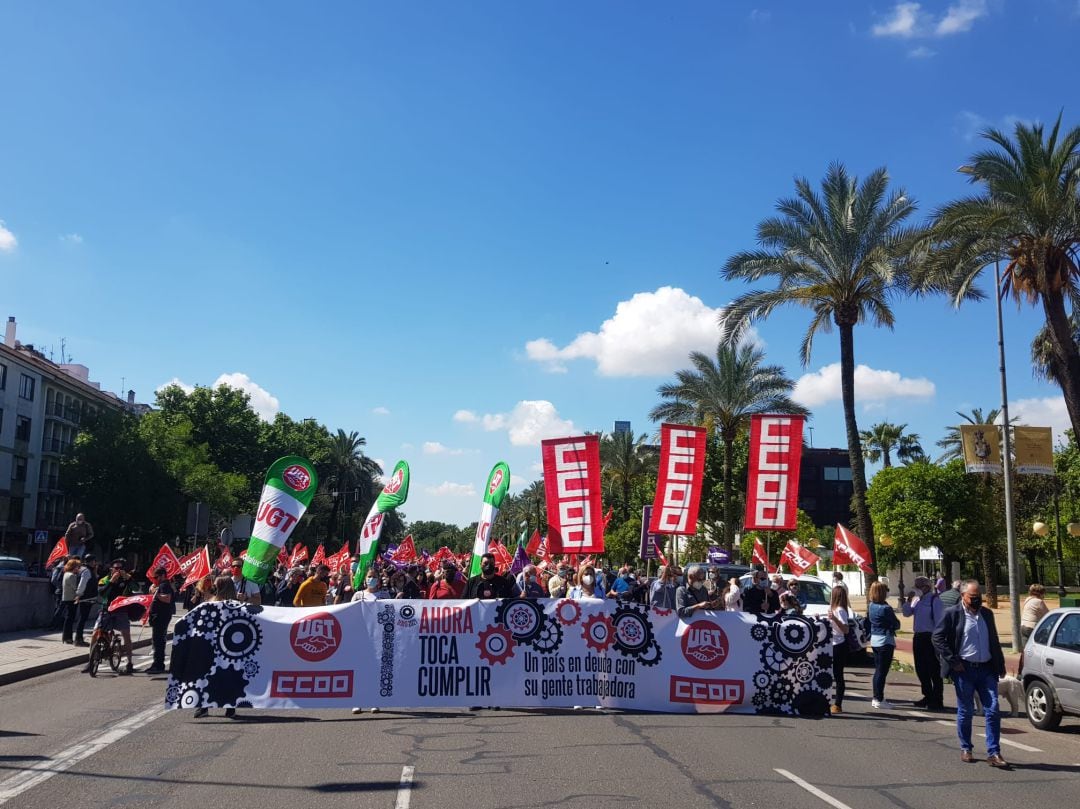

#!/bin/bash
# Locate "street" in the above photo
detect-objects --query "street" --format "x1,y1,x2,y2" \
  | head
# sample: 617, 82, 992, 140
3, 656, 1080, 809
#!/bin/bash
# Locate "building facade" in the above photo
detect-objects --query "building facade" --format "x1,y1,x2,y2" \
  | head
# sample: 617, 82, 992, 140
797, 447, 855, 529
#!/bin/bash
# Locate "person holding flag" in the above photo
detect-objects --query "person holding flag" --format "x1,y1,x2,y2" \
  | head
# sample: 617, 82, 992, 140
145, 566, 175, 674
83, 560, 134, 676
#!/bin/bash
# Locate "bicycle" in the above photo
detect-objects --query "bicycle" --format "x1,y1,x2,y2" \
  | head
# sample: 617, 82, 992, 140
86, 624, 124, 677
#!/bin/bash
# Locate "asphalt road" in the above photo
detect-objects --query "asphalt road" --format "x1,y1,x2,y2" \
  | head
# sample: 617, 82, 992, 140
3, 656, 1080, 809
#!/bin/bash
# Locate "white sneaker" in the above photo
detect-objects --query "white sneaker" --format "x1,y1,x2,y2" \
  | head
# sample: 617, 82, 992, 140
351, 707, 363, 715
871, 699, 893, 710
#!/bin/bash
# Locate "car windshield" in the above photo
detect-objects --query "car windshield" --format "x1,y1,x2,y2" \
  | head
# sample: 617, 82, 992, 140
799, 582, 831, 605
0, 559, 28, 572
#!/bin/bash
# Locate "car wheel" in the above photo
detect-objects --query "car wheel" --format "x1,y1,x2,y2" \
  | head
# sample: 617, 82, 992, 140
1026, 679, 1063, 731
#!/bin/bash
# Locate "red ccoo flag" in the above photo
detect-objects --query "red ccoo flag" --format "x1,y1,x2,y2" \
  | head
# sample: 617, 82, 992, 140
525, 530, 542, 557
780, 540, 820, 578
326, 545, 351, 576
46, 537, 68, 568
391, 535, 418, 563
182, 546, 211, 590
148, 543, 182, 580
833, 524, 874, 575
751, 538, 777, 574
311, 544, 327, 567
288, 543, 309, 568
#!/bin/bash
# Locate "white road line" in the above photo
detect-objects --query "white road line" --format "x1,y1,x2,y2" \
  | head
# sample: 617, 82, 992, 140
775, 769, 855, 809
932, 719, 1042, 752
395, 765, 415, 809
0, 703, 164, 806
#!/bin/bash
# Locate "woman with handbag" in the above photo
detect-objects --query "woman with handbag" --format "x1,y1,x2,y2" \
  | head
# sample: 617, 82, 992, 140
827, 585, 852, 715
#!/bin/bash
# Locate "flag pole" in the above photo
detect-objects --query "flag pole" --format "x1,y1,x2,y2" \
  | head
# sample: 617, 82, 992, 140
994, 259, 1023, 653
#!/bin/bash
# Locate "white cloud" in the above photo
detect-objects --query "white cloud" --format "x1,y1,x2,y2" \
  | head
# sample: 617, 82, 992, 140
872, 2, 922, 37
156, 377, 195, 394
425, 481, 477, 497
1009, 396, 1071, 442
373, 458, 388, 485
372, 406, 390, 416
453, 409, 479, 424
525, 287, 750, 377
0, 221, 16, 253
908, 45, 935, 58
60, 233, 83, 245
510, 474, 528, 489
213, 372, 280, 422
748, 8, 772, 23
530, 461, 544, 474
793, 363, 935, 408
459, 400, 577, 447
936, 0, 987, 35
422, 441, 474, 456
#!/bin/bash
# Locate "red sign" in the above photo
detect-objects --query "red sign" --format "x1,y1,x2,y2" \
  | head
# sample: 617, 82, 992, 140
542, 435, 605, 554
680, 620, 729, 670
744, 415, 804, 531
282, 464, 312, 491
270, 670, 353, 698
290, 612, 342, 662
650, 424, 707, 535
833, 524, 874, 574
780, 540, 820, 577
149, 543, 182, 579
669, 676, 744, 706
214, 546, 234, 573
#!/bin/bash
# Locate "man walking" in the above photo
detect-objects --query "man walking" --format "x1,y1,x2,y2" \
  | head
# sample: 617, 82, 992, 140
902, 576, 944, 709
932, 580, 1008, 767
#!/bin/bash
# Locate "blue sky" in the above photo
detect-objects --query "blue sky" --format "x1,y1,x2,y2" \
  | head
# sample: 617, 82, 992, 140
2, 1, 1077, 526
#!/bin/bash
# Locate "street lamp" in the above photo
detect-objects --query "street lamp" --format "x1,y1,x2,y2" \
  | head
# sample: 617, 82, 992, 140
1033, 481, 1069, 599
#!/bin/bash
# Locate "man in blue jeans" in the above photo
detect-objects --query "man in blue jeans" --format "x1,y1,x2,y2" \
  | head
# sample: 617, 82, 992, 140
932, 580, 1007, 767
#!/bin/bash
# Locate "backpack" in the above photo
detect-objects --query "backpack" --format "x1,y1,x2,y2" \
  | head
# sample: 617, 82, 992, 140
50, 564, 64, 592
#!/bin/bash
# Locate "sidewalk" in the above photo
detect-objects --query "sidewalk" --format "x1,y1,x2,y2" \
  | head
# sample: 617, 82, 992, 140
0, 611, 186, 686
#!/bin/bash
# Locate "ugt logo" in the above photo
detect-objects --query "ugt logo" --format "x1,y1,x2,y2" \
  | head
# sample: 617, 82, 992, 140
681, 620, 729, 670
290, 612, 342, 662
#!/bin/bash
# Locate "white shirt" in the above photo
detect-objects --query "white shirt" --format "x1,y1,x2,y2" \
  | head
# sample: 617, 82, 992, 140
829, 607, 850, 646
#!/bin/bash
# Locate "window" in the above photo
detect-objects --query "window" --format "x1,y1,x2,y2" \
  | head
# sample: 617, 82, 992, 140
19, 374, 34, 401
9, 495, 23, 524
11, 456, 26, 482
837, 467, 853, 481
823, 467, 838, 481
1052, 613, 1080, 653
15, 416, 31, 442
1034, 614, 1060, 645
0, 362, 6, 390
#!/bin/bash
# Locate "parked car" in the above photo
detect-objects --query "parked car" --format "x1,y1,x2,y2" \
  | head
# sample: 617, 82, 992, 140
738, 572, 872, 651
1021, 607, 1080, 730
0, 555, 30, 577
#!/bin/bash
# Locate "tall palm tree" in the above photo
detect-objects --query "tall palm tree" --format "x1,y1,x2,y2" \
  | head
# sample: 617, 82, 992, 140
650, 342, 806, 550
720, 163, 922, 579
599, 431, 657, 523
860, 421, 924, 468
325, 430, 381, 545
921, 115, 1080, 438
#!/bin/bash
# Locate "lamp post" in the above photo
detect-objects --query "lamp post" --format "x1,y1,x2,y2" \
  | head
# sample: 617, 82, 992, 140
1034, 481, 1069, 598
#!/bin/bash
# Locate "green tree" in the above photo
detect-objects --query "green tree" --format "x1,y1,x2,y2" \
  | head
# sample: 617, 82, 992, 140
860, 421, 924, 468
935, 407, 1018, 463
922, 115, 1080, 439
599, 431, 657, 523
649, 342, 805, 551
722, 163, 922, 584
324, 430, 381, 544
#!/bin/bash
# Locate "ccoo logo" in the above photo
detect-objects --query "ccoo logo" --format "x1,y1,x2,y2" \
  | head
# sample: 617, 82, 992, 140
290, 612, 342, 662
282, 464, 312, 491
681, 620, 729, 670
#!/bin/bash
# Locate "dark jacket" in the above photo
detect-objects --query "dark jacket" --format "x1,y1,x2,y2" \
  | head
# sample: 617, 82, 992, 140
743, 585, 780, 615
931, 603, 1006, 680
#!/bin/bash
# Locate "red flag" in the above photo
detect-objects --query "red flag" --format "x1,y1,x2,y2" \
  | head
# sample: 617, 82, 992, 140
277, 545, 290, 568
182, 547, 211, 590
311, 544, 327, 567
288, 543, 309, 568
391, 535, 418, 563
650, 423, 707, 535
326, 545, 351, 575
602, 507, 614, 531
745, 414, 805, 531
751, 538, 777, 574
177, 549, 202, 577
780, 540, 820, 578
491, 539, 513, 573
46, 537, 68, 568
108, 594, 154, 626
833, 524, 874, 575
542, 435, 605, 554
654, 540, 669, 567
148, 543, 182, 580
214, 546, 234, 573
525, 530, 541, 557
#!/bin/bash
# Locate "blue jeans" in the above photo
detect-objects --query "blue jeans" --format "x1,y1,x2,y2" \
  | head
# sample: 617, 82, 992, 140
953, 663, 1000, 756
872, 644, 894, 701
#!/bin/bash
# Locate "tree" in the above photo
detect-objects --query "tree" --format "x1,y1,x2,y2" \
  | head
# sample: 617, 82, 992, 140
721, 163, 922, 583
650, 342, 805, 551
922, 115, 1080, 439
599, 431, 657, 523
324, 430, 381, 544
860, 421, 924, 468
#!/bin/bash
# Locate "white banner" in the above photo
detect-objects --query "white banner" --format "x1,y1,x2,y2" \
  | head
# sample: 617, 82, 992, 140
167, 600, 835, 715
250, 485, 305, 548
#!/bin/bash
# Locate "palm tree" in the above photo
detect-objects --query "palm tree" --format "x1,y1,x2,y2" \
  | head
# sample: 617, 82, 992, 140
599, 431, 657, 523
650, 342, 806, 550
860, 421, 924, 468
720, 163, 922, 580
325, 430, 381, 545
921, 115, 1080, 438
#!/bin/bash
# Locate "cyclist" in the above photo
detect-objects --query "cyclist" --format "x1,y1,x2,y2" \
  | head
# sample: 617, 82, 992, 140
82, 560, 134, 675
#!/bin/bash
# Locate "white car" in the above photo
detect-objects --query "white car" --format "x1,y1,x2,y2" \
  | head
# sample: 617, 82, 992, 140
738, 573, 871, 647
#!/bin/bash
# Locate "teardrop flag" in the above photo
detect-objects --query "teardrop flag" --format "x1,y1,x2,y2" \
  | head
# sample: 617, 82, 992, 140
469, 462, 511, 577
241, 456, 319, 584
353, 460, 411, 586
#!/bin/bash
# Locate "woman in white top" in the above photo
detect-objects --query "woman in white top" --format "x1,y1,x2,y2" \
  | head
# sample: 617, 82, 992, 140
351, 568, 386, 603
723, 577, 743, 611
567, 565, 605, 600
827, 585, 851, 715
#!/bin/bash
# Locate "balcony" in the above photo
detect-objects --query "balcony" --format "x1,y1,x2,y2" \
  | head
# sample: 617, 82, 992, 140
47, 401, 81, 424
40, 437, 71, 455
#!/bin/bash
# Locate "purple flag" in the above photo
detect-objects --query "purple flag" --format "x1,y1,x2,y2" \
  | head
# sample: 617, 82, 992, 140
509, 543, 530, 576
640, 506, 661, 560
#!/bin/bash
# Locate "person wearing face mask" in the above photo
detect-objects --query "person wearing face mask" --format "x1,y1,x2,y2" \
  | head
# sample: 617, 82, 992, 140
608, 566, 633, 599
932, 580, 1007, 767
650, 565, 677, 610
466, 553, 518, 599
744, 571, 780, 615
568, 565, 605, 600
676, 565, 720, 620
902, 575, 944, 709
352, 567, 387, 603
294, 564, 332, 607
520, 565, 546, 598
430, 562, 466, 598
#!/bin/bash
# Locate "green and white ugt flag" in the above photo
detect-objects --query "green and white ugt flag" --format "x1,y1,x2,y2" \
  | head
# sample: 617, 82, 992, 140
353, 460, 411, 587
469, 461, 511, 578
242, 456, 318, 584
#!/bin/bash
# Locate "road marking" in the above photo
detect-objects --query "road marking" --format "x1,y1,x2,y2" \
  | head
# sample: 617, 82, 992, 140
932, 719, 1042, 752
395, 765, 415, 809
0, 703, 164, 806
775, 769, 855, 809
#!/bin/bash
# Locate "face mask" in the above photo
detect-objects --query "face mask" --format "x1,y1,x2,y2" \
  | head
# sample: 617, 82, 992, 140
481, 563, 494, 574
691, 580, 705, 590
770, 582, 779, 590
528, 575, 537, 583
968, 595, 982, 609
582, 575, 594, 586
366, 578, 379, 588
